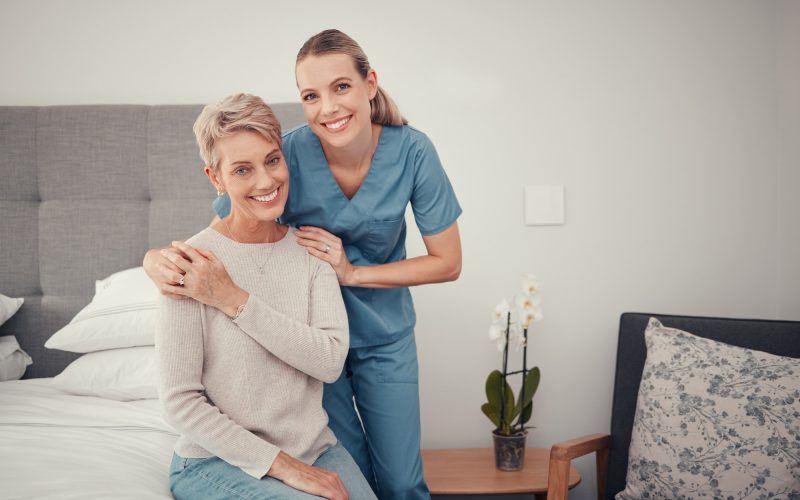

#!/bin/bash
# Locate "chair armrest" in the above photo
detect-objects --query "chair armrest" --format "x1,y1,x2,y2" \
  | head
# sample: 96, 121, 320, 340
551, 433, 610, 461
547, 433, 610, 500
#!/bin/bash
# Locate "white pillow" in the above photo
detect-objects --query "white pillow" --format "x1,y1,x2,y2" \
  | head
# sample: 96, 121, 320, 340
45, 267, 158, 353
0, 294, 24, 326
0, 335, 33, 381
51, 346, 157, 401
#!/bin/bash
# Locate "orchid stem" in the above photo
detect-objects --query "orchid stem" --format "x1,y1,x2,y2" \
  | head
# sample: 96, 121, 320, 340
499, 311, 511, 433
516, 327, 529, 432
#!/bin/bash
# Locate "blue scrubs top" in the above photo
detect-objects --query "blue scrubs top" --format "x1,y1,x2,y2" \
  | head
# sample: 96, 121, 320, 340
213, 124, 461, 347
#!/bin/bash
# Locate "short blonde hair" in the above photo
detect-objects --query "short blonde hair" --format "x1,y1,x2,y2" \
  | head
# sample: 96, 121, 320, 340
193, 93, 282, 170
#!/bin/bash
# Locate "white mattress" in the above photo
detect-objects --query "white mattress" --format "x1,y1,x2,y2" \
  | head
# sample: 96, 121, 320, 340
0, 378, 177, 499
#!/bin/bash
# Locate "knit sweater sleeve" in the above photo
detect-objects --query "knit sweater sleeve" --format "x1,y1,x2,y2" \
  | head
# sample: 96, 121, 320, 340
233, 258, 348, 383
155, 295, 280, 479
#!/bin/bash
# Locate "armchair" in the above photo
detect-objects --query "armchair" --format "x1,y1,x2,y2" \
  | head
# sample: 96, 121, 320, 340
546, 312, 800, 500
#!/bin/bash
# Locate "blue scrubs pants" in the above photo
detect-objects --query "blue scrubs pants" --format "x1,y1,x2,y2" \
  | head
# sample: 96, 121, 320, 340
323, 333, 431, 500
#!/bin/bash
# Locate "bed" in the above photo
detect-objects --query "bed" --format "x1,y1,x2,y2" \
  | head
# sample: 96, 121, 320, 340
0, 103, 306, 498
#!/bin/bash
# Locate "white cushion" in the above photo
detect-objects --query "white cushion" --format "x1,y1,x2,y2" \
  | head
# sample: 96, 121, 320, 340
618, 318, 800, 499
0, 294, 24, 326
45, 267, 158, 353
51, 346, 156, 401
0, 335, 33, 381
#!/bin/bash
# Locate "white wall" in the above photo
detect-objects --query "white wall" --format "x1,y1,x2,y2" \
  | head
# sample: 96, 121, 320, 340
1, 1, 796, 498
777, 0, 800, 321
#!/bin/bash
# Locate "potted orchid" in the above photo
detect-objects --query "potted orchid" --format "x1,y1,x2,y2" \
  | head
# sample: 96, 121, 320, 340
482, 274, 543, 471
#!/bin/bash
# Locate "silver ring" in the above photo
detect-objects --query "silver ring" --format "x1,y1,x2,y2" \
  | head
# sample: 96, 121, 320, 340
324, 244, 331, 254
178, 275, 185, 286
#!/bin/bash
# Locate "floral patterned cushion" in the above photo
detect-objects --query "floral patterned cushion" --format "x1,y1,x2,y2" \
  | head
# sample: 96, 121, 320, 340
617, 318, 800, 499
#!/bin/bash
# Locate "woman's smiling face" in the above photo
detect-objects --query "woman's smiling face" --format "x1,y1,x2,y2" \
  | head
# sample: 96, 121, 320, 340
296, 53, 377, 148
207, 130, 289, 223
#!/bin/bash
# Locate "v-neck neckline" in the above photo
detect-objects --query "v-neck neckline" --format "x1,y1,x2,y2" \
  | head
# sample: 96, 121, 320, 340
311, 125, 387, 205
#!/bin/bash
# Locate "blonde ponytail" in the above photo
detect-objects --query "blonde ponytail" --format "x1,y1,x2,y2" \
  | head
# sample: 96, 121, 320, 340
371, 86, 407, 126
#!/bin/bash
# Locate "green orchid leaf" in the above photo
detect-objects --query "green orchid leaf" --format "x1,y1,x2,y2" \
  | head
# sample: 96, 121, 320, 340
487, 370, 516, 426
481, 403, 500, 427
485, 370, 503, 409
520, 401, 533, 425
503, 380, 516, 426
515, 366, 541, 416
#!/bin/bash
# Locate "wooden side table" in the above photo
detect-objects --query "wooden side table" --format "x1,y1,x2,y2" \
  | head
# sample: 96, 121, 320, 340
422, 448, 581, 499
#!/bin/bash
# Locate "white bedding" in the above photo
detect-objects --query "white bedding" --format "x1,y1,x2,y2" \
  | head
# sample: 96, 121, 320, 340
0, 378, 177, 499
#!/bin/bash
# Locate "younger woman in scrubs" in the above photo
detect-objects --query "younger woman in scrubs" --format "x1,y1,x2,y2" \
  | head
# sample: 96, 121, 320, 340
145, 29, 462, 499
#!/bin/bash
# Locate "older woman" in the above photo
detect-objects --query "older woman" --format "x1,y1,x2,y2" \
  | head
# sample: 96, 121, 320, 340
156, 93, 376, 500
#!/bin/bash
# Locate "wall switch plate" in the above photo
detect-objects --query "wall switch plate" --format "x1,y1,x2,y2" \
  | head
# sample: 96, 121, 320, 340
524, 185, 565, 225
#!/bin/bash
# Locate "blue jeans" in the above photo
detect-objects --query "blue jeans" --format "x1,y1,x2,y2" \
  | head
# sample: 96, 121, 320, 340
169, 442, 377, 499
323, 334, 430, 500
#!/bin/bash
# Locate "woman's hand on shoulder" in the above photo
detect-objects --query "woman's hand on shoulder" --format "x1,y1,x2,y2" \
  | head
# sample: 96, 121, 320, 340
295, 226, 356, 286
160, 241, 249, 317
268, 451, 348, 500
143, 245, 189, 299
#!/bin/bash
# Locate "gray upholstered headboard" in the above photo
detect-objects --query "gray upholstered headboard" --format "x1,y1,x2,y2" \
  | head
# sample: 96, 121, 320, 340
0, 104, 306, 378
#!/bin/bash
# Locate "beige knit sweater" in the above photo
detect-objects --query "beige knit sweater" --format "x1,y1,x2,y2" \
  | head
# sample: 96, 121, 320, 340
155, 227, 348, 479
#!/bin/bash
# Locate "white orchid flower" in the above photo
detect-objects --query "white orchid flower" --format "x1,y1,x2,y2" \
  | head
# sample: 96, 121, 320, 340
514, 293, 542, 311
519, 308, 544, 328
492, 298, 511, 323
488, 322, 505, 341
509, 325, 526, 351
521, 275, 541, 296
489, 323, 507, 352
